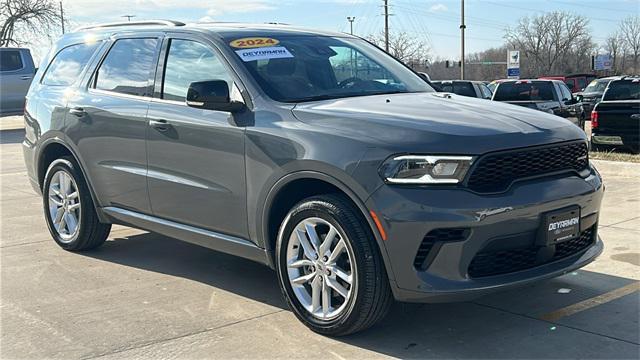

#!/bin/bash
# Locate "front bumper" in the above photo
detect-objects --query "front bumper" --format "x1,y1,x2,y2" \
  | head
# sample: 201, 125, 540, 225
367, 166, 604, 303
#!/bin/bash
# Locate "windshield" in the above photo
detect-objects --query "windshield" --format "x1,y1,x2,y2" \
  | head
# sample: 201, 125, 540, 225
227, 35, 434, 102
493, 81, 556, 101
584, 79, 610, 93
603, 80, 640, 101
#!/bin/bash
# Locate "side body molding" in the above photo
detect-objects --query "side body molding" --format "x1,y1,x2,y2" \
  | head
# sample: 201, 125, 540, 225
102, 207, 270, 265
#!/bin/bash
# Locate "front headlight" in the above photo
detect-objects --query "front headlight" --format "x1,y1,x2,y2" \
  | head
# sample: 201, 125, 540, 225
379, 155, 474, 184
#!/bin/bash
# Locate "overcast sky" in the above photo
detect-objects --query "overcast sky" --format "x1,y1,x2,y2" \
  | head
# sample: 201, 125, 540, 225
33, 0, 638, 62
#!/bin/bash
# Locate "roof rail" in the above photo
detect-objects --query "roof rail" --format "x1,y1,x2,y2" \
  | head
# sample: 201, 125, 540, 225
73, 20, 185, 32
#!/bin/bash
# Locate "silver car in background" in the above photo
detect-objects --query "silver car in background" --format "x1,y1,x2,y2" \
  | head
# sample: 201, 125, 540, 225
1, 47, 35, 115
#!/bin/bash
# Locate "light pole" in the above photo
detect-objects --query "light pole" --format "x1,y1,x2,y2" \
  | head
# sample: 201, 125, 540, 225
347, 16, 355, 35
59, 1, 64, 34
460, 0, 466, 80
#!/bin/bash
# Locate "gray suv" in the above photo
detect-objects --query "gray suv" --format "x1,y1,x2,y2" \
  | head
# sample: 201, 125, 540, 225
23, 21, 604, 336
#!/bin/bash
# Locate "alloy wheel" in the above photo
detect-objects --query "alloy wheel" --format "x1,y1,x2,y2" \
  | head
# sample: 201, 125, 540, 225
47, 170, 81, 242
286, 217, 355, 320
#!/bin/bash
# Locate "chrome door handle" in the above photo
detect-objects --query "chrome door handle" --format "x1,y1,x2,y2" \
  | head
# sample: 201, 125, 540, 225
69, 107, 86, 117
631, 114, 640, 120
20, 75, 32, 80
149, 119, 170, 131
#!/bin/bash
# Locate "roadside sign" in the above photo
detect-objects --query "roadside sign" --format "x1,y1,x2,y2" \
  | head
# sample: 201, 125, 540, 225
592, 54, 612, 71
507, 68, 520, 77
507, 50, 520, 79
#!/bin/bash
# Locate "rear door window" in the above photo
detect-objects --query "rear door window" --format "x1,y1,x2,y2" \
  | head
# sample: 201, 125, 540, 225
564, 79, 575, 90
95, 38, 159, 97
453, 82, 476, 97
162, 39, 232, 102
494, 81, 556, 101
576, 77, 587, 91
0, 50, 23, 72
42, 43, 100, 86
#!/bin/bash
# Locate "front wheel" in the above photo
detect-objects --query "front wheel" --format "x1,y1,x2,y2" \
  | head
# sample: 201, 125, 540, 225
275, 194, 392, 336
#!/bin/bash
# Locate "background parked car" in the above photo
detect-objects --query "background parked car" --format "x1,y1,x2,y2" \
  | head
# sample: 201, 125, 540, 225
591, 77, 640, 153
575, 76, 622, 120
0, 47, 35, 115
431, 80, 493, 99
539, 73, 596, 93
492, 79, 585, 128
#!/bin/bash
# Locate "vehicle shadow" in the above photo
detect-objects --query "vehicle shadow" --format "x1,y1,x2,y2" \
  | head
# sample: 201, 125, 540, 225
83, 231, 639, 359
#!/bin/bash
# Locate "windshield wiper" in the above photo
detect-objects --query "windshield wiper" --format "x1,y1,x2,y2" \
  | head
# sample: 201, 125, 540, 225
289, 90, 413, 103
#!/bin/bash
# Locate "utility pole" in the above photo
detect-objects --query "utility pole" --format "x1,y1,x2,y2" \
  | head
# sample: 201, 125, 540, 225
384, 0, 389, 52
59, 1, 65, 34
460, 0, 466, 80
122, 15, 136, 22
347, 16, 355, 35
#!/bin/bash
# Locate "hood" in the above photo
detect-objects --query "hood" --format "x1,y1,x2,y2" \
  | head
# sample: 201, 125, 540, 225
292, 92, 586, 154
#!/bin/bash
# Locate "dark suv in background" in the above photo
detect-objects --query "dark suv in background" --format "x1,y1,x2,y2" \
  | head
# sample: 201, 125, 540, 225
577, 76, 622, 120
23, 21, 604, 336
431, 80, 493, 99
492, 79, 585, 128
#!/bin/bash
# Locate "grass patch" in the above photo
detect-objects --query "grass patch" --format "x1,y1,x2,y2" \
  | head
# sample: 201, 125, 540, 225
590, 150, 640, 163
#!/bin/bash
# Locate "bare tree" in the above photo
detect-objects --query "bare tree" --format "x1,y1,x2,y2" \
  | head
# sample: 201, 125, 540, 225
367, 31, 430, 64
618, 15, 640, 73
605, 32, 626, 74
0, 0, 63, 47
504, 11, 593, 76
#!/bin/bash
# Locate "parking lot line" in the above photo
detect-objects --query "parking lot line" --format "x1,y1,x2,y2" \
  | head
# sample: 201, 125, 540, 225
539, 281, 640, 322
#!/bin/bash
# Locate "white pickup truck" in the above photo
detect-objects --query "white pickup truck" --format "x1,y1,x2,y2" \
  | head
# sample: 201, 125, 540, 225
1, 47, 36, 115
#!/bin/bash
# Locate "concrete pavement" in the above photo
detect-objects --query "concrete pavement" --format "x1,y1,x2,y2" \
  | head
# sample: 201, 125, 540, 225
1, 128, 638, 359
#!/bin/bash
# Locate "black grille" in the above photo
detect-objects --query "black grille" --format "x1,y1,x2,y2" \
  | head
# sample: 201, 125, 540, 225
414, 228, 469, 270
468, 226, 595, 278
467, 142, 589, 193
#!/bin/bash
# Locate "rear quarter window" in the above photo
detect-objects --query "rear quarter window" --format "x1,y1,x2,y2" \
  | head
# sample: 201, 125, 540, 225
603, 80, 640, 101
42, 43, 100, 86
0, 50, 23, 72
493, 81, 556, 101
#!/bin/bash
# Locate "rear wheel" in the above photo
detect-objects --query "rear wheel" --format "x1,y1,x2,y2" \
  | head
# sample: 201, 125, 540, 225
275, 194, 392, 336
43, 157, 111, 251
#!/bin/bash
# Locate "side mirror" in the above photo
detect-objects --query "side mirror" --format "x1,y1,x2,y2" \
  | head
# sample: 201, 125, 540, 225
186, 80, 244, 112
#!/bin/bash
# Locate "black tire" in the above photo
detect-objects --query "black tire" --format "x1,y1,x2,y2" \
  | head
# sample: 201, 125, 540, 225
275, 194, 393, 336
42, 156, 111, 251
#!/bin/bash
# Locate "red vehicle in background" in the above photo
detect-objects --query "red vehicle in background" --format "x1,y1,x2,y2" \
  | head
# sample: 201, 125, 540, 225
539, 73, 597, 93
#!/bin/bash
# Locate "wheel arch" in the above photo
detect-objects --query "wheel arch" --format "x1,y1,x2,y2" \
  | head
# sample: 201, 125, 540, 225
261, 171, 396, 283
37, 139, 108, 223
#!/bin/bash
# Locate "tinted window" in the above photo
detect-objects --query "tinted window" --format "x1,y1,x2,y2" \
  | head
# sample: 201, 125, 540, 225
576, 77, 587, 91
42, 43, 100, 86
96, 38, 158, 97
163, 39, 232, 102
494, 81, 556, 101
0, 50, 23, 72
559, 83, 573, 101
564, 79, 575, 90
603, 80, 640, 101
453, 82, 476, 97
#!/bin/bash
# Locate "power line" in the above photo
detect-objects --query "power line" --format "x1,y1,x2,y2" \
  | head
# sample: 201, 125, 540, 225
482, 1, 621, 23
553, 0, 631, 14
